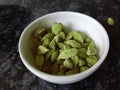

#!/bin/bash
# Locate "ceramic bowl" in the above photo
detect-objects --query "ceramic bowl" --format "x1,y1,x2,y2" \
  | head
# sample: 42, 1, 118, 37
18, 11, 109, 84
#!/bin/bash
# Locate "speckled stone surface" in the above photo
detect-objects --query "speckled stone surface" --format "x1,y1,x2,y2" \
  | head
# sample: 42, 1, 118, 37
0, 0, 120, 90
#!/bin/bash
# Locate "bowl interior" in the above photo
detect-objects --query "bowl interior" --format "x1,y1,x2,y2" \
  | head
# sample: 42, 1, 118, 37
19, 12, 109, 84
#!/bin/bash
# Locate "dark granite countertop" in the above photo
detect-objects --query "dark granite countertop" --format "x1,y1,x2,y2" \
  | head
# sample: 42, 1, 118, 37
0, 0, 120, 90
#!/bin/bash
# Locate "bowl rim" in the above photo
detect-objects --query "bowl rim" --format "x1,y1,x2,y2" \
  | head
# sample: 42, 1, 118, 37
18, 11, 110, 84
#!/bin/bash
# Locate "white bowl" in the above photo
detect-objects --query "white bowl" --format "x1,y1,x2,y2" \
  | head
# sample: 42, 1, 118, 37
18, 11, 109, 84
